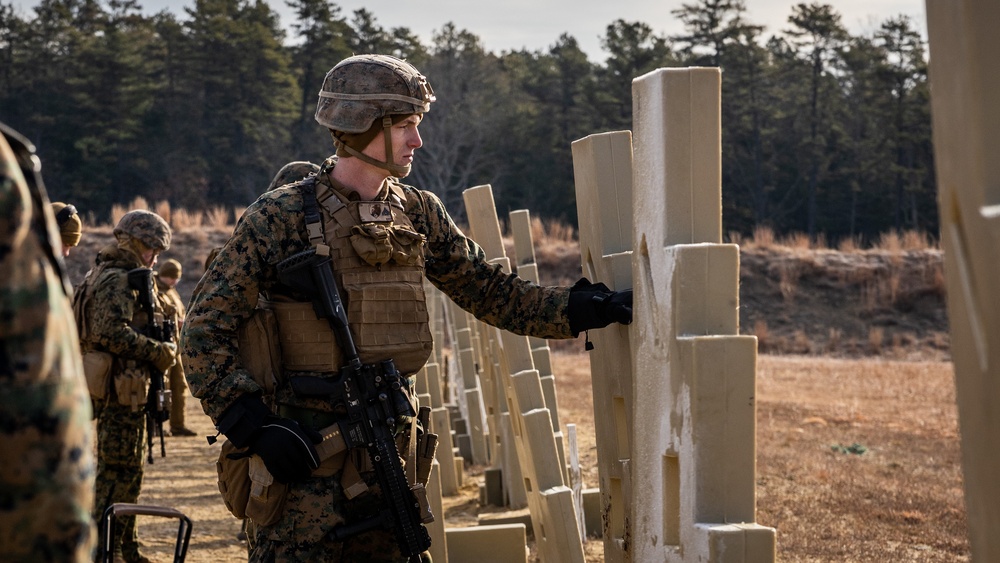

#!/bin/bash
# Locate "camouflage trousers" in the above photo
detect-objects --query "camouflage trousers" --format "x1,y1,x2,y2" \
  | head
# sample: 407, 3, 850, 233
92, 401, 146, 559
247, 469, 430, 563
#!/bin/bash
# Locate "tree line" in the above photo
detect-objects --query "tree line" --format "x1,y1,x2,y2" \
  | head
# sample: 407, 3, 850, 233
0, 0, 933, 243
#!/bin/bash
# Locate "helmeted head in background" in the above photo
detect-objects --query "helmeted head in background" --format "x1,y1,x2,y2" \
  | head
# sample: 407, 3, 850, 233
267, 161, 321, 192
114, 209, 171, 266
158, 258, 182, 285
314, 54, 435, 178
51, 202, 82, 256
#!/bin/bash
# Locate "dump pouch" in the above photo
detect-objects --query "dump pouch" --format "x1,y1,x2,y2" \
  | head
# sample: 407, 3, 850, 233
216, 440, 252, 519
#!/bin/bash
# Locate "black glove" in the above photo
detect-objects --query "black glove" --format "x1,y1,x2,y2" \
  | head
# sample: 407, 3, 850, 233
217, 394, 322, 484
228, 417, 322, 484
567, 278, 634, 335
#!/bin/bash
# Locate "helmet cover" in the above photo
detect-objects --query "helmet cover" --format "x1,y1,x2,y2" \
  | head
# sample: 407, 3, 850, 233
315, 54, 435, 133
114, 209, 171, 251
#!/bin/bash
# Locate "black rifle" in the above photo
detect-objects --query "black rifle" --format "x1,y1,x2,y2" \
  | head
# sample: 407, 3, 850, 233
127, 268, 175, 464
277, 249, 432, 562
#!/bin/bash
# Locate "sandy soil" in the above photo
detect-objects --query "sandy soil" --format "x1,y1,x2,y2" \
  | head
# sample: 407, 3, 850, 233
127, 351, 968, 562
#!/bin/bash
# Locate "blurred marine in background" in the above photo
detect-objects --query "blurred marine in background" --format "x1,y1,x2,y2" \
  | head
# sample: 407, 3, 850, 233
156, 258, 196, 437
73, 209, 177, 563
0, 121, 95, 562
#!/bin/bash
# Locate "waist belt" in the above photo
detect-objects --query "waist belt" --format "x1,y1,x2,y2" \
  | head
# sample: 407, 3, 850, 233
277, 403, 340, 430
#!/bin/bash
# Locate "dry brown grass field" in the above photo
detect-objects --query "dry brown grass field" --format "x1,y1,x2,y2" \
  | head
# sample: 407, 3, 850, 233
69, 205, 967, 561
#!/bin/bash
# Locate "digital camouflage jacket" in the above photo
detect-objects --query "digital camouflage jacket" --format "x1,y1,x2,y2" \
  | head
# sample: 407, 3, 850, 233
75, 244, 167, 361
182, 158, 575, 421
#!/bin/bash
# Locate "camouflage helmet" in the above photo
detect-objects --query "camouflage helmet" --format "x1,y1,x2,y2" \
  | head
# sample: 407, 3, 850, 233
52, 202, 82, 247
267, 160, 320, 192
158, 258, 182, 279
114, 209, 171, 251
314, 54, 435, 134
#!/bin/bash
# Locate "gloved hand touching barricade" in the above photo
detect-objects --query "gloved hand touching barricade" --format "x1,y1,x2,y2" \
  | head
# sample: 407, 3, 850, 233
566, 277, 634, 335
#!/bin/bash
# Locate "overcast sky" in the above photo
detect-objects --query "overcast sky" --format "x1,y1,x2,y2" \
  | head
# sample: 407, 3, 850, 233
11, 0, 927, 60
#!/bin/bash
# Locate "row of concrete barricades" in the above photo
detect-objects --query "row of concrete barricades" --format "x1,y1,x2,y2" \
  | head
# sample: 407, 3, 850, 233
418, 65, 776, 563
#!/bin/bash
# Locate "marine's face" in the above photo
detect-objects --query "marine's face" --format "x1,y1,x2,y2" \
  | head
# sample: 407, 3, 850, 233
363, 114, 423, 177
140, 247, 160, 268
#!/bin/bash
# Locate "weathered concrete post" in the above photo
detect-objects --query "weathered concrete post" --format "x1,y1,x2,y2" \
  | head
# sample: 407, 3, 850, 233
418, 284, 461, 496
571, 66, 776, 561
925, 1, 1000, 560
464, 185, 586, 562
510, 209, 566, 474
463, 191, 528, 507
445, 299, 491, 466
632, 65, 774, 562
571, 130, 635, 561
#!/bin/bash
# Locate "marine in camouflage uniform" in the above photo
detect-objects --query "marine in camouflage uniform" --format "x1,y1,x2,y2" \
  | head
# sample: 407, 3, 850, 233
74, 210, 177, 563
0, 122, 95, 562
181, 54, 632, 563
155, 259, 195, 437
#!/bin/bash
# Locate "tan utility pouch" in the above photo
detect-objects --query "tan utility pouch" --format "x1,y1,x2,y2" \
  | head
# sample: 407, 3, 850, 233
82, 351, 113, 400
238, 305, 283, 394
246, 456, 288, 527
216, 440, 251, 519
113, 367, 148, 411
312, 423, 349, 478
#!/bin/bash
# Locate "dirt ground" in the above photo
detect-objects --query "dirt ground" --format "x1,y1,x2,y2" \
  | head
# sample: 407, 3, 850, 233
71, 225, 964, 560
130, 351, 968, 562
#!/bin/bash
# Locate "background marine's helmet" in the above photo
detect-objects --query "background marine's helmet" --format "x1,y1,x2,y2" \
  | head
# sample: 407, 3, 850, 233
158, 258, 182, 279
52, 202, 82, 248
267, 160, 321, 192
114, 210, 171, 251
314, 54, 435, 134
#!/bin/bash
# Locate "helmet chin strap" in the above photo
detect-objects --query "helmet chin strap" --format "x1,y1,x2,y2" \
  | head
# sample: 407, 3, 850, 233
332, 117, 411, 178
116, 235, 153, 265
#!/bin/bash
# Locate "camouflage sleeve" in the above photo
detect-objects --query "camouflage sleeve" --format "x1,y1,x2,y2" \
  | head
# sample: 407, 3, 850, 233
86, 270, 165, 361
406, 187, 575, 340
180, 190, 309, 420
